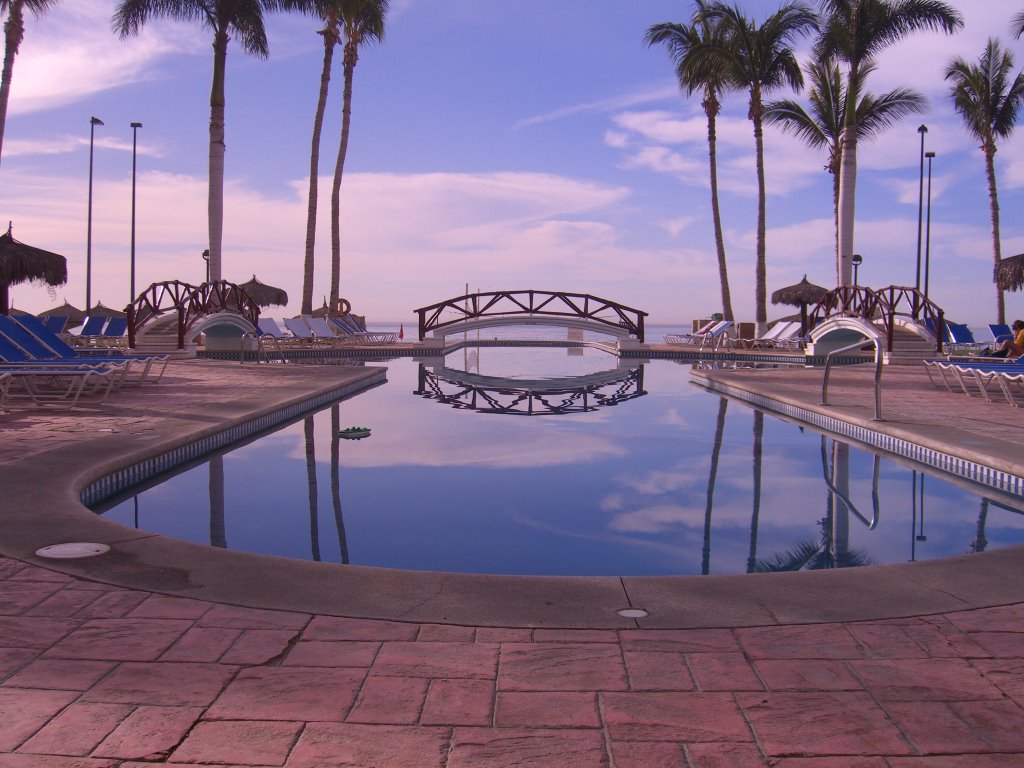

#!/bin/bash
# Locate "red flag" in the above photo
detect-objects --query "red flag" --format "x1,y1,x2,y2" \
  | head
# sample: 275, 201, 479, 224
399, 323, 404, 340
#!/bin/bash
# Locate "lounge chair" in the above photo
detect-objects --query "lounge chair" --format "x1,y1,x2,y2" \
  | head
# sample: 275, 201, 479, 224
665, 320, 733, 348
989, 323, 1013, 344
945, 323, 986, 354
2, 315, 167, 384
43, 316, 68, 334
664, 319, 716, 345
77, 315, 108, 337
257, 317, 287, 338
329, 315, 397, 344
732, 320, 803, 350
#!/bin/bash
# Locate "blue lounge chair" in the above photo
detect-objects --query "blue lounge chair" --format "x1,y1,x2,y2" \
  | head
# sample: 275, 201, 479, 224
989, 323, 1013, 344
102, 316, 128, 338
3, 315, 167, 383
43, 315, 68, 334
945, 323, 986, 353
78, 315, 108, 337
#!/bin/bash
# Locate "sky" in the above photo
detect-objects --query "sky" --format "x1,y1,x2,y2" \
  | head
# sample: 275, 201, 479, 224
3, 0, 1024, 329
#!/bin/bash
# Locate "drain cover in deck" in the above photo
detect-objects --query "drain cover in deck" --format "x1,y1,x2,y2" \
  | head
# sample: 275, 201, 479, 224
36, 543, 110, 559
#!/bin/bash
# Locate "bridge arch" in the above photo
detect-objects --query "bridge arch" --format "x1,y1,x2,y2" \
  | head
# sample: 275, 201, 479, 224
807, 285, 944, 355
415, 290, 647, 342
128, 280, 260, 349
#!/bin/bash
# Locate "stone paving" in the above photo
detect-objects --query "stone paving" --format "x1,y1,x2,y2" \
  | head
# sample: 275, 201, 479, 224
1, 358, 1023, 766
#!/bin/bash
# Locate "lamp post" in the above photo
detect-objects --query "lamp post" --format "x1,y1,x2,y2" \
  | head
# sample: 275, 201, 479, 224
86, 116, 104, 312
852, 254, 863, 287
202, 249, 210, 283
924, 151, 935, 300
915, 124, 927, 292
129, 122, 142, 306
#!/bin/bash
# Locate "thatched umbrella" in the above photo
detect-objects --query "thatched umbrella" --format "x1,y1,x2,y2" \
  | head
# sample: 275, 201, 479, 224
995, 253, 1024, 292
238, 275, 288, 308
772, 275, 829, 336
87, 301, 127, 318
39, 300, 85, 330
0, 224, 67, 315
312, 298, 331, 319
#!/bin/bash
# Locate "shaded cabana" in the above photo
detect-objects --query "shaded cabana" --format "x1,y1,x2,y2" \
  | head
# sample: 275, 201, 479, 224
238, 275, 288, 308
0, 224, 67, 315
995, 253, 1024, 293
772, 275, 828, 336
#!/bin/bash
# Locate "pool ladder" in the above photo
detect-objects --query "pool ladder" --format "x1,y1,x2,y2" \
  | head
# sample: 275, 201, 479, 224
820, 336, 883, 421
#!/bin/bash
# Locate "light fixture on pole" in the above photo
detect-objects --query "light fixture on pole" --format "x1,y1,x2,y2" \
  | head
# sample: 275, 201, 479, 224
129, 122, 142, 306
915, 124, 927, 292
86, 116, 104, 312
924, 151, 935, 300
202, 249, 210, 283
852, 253, 863, 287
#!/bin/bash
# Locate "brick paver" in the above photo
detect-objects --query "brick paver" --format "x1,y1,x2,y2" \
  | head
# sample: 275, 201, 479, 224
1, 360, 1023, 765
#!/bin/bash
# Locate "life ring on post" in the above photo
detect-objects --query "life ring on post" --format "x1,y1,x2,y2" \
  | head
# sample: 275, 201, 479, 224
337, 298, 351, 315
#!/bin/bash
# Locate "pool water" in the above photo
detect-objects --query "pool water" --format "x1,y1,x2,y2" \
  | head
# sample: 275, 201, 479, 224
94, 342, 1024, 576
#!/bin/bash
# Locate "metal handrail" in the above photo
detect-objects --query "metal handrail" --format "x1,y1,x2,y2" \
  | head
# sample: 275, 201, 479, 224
821, 336, 883, 421
820, 436, 880, 529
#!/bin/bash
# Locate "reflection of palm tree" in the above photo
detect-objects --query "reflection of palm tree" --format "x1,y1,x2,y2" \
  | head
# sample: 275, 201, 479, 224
746, 410, 764, 573
331, 404, 350, 563
970, 498, 989, 553
305, 416, 321, 561
209, 455, 226, 548
702, 397, 729, 575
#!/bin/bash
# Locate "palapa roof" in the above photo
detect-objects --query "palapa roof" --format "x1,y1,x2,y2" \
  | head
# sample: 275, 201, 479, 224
0, 225, 67, 313
86, 301, 127, 318
771, 275, 829, 307
239, 275, 289, 308
996, 253, 1024, 292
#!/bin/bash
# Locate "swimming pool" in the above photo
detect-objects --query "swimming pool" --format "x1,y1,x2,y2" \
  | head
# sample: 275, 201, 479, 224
92, 342, 1024, 576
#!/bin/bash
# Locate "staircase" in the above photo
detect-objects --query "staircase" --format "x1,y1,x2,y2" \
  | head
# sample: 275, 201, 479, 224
133, 315, 196, 358
882, 326, 940, 365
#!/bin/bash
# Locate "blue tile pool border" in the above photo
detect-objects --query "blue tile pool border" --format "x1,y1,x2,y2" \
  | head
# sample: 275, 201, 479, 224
695, 375, 1024, 499
79, 377, 382, 509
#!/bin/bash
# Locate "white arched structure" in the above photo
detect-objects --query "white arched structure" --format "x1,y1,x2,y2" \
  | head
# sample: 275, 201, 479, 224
430, 314, 632, 340
806, 316, 882, 356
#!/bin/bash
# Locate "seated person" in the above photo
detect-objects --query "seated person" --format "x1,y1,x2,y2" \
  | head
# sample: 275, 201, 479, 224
988, 319, 1024, 357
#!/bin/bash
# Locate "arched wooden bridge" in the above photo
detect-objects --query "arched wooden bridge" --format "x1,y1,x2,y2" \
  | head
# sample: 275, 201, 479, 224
415, 290, 648, 342
127, 280, 261, 349
807, 285, 945, 360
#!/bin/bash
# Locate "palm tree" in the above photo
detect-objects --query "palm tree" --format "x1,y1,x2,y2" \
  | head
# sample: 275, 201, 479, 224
288, 0, 344, 315
946, 39, 1024, 325
1012, 10, 1024, 39
701, 397, 729, 574
765, 58, 925, 283
304, 415, 321, 561
646, 6, 735, 321
695, 1, 819, 334
816, 0, 962, 287
328, 0, 387, 316
0, 0, 58, 170
114, 0, 279, 283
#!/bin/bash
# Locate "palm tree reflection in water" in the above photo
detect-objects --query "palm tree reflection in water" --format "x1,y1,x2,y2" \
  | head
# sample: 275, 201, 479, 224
331, 404, 350, 564
209, 455, 226, 549
702, 397, 729, 575
754, 436, 875, 572
305, 416, 322, 562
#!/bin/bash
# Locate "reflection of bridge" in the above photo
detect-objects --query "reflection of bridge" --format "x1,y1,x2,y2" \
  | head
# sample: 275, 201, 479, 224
415, 290, 648, 342
807, 285, 944, 361
127, 280, 261, 350
415, 364, 646, 415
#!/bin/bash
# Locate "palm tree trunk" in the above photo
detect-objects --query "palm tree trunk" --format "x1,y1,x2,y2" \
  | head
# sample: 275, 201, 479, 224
836, 62, 860, 289
331, 404, 350, 564
301, 30, 337, 316
702, 397, 729, 575
971, 498, 988, 553
984, 141, 1005, 324
207, 28, 229, 283
832, 166, 841, 286
752, 107, 768, 335
305, 416, 321, 562
330, 40, 357, 315
831, 442, 850, 564
0, 2, 25, 170
746, 410, 764, 573
705, 93, 733, 321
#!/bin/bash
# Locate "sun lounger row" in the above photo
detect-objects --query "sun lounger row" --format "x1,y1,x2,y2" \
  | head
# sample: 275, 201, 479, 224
664, 320, 733, 349
259, 315, 398, 347
664, 319, 806, 351
923, 358, 1024, 407
0, 314, 167, 408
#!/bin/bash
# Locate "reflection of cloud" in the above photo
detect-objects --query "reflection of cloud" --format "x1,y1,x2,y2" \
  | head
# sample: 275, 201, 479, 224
608, 504, 702, 534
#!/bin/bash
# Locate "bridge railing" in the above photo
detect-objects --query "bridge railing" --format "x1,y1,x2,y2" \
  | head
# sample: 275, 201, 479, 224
807, 285, 944, 353
127, 280, 260, 349
415, 290, 648, 342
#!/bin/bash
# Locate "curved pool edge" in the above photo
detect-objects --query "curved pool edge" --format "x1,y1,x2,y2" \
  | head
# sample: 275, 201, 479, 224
2, 359, 1023, 630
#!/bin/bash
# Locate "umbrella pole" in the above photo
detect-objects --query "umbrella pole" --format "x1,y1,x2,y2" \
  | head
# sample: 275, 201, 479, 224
800, 304, 808, 337
0, 284, 8, 315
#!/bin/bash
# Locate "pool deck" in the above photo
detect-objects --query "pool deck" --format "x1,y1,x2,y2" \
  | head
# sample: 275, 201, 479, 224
1, 356, 1024, 766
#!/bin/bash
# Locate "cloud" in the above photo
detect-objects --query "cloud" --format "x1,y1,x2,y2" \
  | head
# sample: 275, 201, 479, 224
515, 85, 680, 130
11, 0, 201, 115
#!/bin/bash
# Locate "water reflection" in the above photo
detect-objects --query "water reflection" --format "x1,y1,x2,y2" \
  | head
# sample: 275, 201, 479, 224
93, 358, 1024, 575
415, 364, 646, 415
